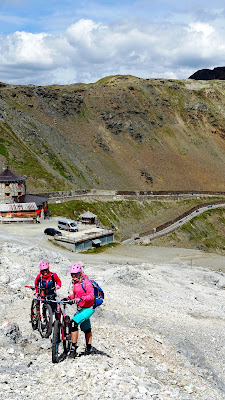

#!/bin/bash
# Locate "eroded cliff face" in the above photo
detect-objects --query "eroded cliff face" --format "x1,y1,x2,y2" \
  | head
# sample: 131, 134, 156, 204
1, 75, 225, 192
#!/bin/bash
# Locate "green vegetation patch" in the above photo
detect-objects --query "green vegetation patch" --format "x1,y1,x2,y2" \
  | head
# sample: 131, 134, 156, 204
0, 138, 9, 159
12, 152, 67, 191
48, 152, 68, 179
81, 242, 120, 254
0, 122, 66, 191
49, 199, 168, 229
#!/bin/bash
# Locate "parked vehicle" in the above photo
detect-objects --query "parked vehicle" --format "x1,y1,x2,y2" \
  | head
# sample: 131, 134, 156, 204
44, 228, 62, 236
58, 218, 78, 232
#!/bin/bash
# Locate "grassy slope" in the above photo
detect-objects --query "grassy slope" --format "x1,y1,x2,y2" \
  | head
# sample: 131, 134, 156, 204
0, 121, 68, 191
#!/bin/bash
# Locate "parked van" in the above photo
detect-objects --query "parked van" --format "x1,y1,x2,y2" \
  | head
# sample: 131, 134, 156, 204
58, 218, 78, 232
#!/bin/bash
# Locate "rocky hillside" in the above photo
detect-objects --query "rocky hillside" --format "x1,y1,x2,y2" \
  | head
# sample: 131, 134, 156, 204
0, 234, 225, 400
1, 76, 225, 192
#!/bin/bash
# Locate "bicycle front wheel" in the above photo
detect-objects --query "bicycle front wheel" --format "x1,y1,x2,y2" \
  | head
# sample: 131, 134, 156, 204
52, 320, 67, 363
30, 299, 39, 330
39, 303, 53, 338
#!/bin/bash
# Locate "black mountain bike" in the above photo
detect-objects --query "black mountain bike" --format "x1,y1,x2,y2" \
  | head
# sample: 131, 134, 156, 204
26, 286, 53, 338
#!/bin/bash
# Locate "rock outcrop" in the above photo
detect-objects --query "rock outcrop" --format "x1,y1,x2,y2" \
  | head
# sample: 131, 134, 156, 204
189, 66, 225, 80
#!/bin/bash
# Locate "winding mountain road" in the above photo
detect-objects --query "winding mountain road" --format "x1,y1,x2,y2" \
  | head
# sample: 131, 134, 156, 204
123, 202, 225, 244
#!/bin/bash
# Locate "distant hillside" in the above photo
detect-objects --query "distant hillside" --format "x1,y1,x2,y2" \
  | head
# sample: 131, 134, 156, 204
1, 76, 225, 193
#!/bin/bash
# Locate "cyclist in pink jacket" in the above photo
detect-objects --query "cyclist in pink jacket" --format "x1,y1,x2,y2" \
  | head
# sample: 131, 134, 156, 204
65, 263, 95, 358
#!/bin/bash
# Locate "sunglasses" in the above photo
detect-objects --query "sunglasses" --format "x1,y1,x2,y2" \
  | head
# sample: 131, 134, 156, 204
71, 273, 80, 276
41, 269, 49, 273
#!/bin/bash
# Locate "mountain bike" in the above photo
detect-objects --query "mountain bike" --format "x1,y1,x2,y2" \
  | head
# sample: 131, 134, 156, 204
26, 286, 53, 338
51, 300, 72, 363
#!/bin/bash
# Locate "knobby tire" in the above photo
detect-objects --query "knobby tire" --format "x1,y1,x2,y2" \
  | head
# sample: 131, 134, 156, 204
30, 299, 39, 330
39, 302, 53, 338
52, 320, 68, 363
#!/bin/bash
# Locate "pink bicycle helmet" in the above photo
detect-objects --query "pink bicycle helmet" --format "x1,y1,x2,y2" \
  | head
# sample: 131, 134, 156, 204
69, 263, 82, 274
39, 261, 50, 271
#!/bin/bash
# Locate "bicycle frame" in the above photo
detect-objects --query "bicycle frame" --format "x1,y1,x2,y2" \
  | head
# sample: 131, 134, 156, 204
36, 298, 47, 318
51, 300, 72, 363
52, 300, 71, 340
26, 286, 53, 338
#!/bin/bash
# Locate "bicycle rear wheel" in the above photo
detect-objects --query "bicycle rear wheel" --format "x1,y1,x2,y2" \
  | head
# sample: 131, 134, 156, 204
52, 320, 67, 363
39, 303, 53, 338
30, 299, 39, 330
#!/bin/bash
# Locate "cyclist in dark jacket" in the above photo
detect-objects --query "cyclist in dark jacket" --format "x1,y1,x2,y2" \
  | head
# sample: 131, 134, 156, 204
35, 261, 61, 309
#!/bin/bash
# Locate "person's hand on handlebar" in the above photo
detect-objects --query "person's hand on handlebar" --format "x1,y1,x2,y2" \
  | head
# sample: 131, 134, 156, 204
61, 297, 74, 304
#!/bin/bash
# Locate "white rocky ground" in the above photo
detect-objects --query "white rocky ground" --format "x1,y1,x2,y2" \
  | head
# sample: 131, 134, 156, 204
0, 220, 225, 400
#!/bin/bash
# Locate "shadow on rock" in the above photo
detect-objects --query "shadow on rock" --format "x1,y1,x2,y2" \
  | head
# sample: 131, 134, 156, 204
79, 346, 111, 358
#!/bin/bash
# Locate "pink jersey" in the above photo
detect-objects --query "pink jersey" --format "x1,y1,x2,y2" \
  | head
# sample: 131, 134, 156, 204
68, 274, 94, 308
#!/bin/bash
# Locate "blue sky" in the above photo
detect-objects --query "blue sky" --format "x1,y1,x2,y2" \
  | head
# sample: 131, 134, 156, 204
0, 0, 225, 85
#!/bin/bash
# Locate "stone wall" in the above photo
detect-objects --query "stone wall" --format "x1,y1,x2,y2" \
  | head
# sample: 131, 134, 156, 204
37, 189, 225, 204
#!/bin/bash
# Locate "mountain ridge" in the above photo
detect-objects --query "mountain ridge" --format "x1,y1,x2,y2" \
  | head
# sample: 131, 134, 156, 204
1, 75, 225, 192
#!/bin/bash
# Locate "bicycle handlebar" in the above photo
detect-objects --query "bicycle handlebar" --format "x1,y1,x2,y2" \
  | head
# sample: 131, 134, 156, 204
25, 285, 57, 295
25, 286, 71, 304
48, 300, 73, 304
25, 285, 56, 290
35, 298, 49, 302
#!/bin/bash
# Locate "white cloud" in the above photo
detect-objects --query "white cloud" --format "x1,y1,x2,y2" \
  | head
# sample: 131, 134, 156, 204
66, 19, 104, 47
15, 31, 53, 65
0, 18, 225, 85
0, 31, 53, 67
188, 22, 215, 38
